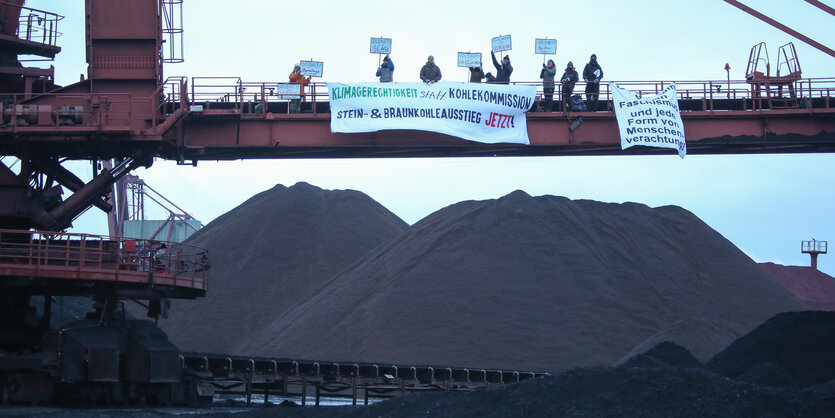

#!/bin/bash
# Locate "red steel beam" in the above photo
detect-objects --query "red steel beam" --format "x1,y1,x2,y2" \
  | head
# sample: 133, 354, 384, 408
724, 0, 835, 58
173, 109, 835, 160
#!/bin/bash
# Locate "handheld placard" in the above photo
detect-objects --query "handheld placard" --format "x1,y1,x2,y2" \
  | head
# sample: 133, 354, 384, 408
457, 52, 482, 68
299, 60, 323, 78
491, 35, 512, 53
370, 37, 392, 55
535, 38, 557, 55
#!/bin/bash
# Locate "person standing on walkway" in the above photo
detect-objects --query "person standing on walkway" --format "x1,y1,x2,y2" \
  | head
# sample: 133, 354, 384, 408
560, 61, 579, 111
491, 51, 513, 84
541, 59, 557, 111
469, 66, 485, 83
377, 54, 394, 82
583, 54, 604, 111
288, 63, 310, 113
420, 55, 442, 83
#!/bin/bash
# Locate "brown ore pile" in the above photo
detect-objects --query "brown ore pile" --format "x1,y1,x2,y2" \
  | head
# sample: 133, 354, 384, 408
155, 182, 409, 354
759, 262, 835, 311
231, 189, 805, 371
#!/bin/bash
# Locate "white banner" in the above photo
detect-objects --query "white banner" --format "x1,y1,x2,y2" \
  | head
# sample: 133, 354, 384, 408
610, 82, 687, 158
328, 82, 536, 144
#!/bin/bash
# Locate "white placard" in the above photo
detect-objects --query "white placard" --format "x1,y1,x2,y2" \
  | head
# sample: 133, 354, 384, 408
491, 35, 512, 53
610, 82, 687, 158
457, 52, 482, 68
328, 82, 536, 144
276, 83, 301, 99
535, 38, 557, 55
299, 60, 323, 78
370, 37, 392, 54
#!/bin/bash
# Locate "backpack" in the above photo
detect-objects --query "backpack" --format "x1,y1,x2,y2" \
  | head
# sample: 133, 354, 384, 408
569, 94, 586, 112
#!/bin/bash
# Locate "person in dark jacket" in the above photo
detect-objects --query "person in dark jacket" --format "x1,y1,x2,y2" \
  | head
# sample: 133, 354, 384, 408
582, 54, 604, 111
376, 55, 394, 82
491, 52, 513, 84
469, 66, 485, 83
560, 61, 579, 112
420, 55, 442, 83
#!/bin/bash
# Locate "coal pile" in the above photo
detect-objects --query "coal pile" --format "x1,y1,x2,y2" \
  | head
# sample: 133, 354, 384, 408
707, 311, 835, 388
156, 182, 409, 354
236, 191, 805, 371
226, 312, 835, 417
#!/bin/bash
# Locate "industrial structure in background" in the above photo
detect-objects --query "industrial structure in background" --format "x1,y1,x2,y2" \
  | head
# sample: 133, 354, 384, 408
0, 0, 834, 407
107, 173, 202, 243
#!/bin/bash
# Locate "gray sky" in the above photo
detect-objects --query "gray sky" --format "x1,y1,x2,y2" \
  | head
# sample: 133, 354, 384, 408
25, 0, 835, 276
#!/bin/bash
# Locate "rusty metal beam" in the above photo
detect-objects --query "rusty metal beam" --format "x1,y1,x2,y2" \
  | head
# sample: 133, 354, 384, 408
724, 0, 835, 58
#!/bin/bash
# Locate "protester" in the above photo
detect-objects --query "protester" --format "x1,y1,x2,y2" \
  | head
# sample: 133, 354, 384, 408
560, 61, 579, 112
583, 54, 604, 111
540, 59, 557, 112
491, 51, 513, 84
469, 66, 485, 83
288, 63, 310, 113
484, 72, 497, 83
376, 55, 394, 82
420, 55, 442, 83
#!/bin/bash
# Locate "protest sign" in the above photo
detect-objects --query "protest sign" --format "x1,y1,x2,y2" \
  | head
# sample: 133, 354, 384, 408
299, 60, 323, 78
276, 83, 301, 99
491, 35, 512, 52
535, 38, 557, 55
610, 83, 687, 158
370, 37, 392, 54
328, 82, 536, 144
458, 52, 482, 68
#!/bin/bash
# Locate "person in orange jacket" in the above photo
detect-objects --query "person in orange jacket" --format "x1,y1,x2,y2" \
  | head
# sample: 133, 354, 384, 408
288, 63, 310, 113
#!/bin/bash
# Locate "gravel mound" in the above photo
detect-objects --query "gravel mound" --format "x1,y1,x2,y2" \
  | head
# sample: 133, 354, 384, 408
236, 191, 804, 370
155, 182, 409, 354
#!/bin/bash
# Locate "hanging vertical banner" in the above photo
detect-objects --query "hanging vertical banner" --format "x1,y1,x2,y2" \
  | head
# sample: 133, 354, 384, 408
610, 82, 687, 158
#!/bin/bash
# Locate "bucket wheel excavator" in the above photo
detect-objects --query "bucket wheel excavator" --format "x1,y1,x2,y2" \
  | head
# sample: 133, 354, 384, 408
0, 0, 207, 405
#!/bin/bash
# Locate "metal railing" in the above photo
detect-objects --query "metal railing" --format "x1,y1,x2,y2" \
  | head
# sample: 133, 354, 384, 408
3, 76, 834, 134
1, 1, 63, 48
175, 77, 835, 116
0, 229, 209, 290
802, 240, 828, 253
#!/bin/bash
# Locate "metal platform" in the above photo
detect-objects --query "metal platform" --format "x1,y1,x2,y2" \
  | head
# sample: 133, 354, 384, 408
0, 229, 208, 300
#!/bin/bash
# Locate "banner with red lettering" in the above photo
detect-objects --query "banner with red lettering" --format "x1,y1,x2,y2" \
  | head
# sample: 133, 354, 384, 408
328, 82, 536, 144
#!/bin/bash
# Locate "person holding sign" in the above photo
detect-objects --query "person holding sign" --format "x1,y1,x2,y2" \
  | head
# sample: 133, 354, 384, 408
491, 52, 513, 84
560, 61, 579, 112
582, 54, 604, 111
540, 59, 556, 112
469, 66, 485, 83
289, 63, 311, 113
376, 55, 395, 83
420, 55, 442, 83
